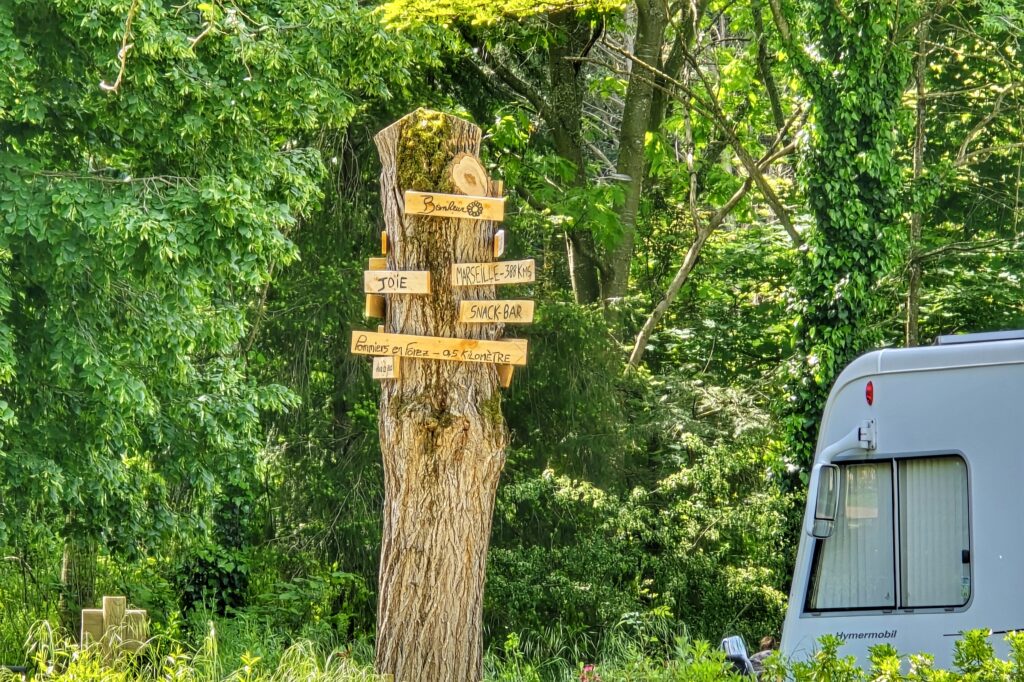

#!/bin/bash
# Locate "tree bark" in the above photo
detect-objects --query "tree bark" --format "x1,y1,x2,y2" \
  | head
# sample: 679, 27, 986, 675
548, 11, 603, 304
59, 533, 97, 640
372, 109, 508, 682
604, 0, 668, 304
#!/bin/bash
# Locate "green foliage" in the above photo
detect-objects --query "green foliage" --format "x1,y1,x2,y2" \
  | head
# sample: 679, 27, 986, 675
490, 369, 792, 646
785, 0, 916, 466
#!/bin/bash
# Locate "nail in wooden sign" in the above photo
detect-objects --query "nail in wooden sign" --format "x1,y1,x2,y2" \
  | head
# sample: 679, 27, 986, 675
373, 355, 400, 379
452, 259, 535, 286
404, 191, 505, 222
459, 300, 534, 324
351, 331, 528, 366
364, 270, 431, 294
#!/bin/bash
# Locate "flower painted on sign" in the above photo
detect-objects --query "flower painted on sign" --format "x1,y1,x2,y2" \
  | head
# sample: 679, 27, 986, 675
466, 200, 484, 217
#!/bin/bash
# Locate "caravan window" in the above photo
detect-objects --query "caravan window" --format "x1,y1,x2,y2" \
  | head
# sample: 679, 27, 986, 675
806, 455, 970, 612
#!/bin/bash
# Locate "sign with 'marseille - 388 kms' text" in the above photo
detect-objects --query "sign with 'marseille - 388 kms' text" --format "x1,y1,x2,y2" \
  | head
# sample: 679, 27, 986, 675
452, 259, 534, 287
404, 191, 505, 222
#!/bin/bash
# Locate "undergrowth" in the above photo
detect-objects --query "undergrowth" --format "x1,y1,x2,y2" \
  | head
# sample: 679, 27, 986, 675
4, 621, 1024, 681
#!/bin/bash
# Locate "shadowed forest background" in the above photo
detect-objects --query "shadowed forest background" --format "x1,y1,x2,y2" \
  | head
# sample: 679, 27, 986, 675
1, 0, 1022, 678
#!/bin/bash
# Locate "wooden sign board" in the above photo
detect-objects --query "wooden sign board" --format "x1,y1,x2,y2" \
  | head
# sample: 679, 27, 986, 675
365, 295, 385, 318
369, 257, 387, 270
404, 191, 505, 222
459, 300, 534, 324
493, 229, 505, 258
351, 331, 527, 366
364, 270, 431, 294
452, 259, 535, 287
373, 355, 400, 379
496, 364, 514, 388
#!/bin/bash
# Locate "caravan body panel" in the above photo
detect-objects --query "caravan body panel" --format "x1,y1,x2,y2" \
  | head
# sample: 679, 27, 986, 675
782, 339, 1024, 669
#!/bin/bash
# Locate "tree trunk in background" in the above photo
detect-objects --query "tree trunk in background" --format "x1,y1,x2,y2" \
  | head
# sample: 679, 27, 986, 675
59, 533, 96, 640
372, 110, 508, 682
906, 19, 930, 348
604, 0, 667, 305
548, 11, 603, 305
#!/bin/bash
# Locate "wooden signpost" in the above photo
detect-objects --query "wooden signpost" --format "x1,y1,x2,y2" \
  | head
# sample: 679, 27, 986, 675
352, 109, 539, 682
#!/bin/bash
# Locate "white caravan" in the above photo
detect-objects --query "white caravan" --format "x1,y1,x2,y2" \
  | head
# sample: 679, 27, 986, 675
776, 330, 1024, 670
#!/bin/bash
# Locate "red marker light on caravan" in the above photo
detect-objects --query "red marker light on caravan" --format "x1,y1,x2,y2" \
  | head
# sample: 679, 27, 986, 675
866, 381, 874, 406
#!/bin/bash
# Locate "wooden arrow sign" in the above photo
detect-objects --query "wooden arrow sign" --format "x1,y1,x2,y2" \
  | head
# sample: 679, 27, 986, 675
351, 331, 527, 366
404, 191, 504, 222
459, 300, 534, 324
452, 259, 535, 286
364, 270, 431, 294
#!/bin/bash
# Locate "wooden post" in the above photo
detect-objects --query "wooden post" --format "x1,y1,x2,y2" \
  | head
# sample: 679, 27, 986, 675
371, 109, 508, 682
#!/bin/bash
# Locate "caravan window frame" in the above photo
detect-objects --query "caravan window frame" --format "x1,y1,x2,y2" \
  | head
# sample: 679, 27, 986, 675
802, 452, 973, 616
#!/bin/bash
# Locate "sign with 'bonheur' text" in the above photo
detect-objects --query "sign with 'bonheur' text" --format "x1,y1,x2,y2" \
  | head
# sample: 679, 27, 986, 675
404, 191, 505, 221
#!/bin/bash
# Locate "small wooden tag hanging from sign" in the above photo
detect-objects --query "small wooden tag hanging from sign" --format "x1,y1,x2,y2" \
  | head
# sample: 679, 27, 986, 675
364, 270, 431, 294
452, 259, 535, 286
459, 300, 534, 324
373, 355, 400, 379
404, 191, 505, 222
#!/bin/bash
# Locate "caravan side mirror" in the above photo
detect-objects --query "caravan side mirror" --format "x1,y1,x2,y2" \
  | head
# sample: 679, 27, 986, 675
808, 463, 840, 538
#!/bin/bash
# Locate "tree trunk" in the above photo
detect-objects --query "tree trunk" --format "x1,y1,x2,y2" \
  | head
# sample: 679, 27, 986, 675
604, 0, 667, 304
548, 11, 603, 304
372, 109, 508, 682
59, 533, 97, 640
906, 19, 930, 348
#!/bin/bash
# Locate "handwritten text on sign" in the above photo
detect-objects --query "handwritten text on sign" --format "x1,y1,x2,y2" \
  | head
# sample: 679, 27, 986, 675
404, 191, 505, 222
351, 331, 527, 366
372, 356, 400, 379
363, 270, 431, 294
452, 259, 535, 286
459, 300, 534, 324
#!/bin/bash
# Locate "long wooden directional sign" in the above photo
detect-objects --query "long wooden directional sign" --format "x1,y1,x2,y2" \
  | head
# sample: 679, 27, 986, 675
452, 259, 535, 286
351, 331, 527, 366
459, 300, 534, 324
404, 191, 505, 222
364, 270, 431, 294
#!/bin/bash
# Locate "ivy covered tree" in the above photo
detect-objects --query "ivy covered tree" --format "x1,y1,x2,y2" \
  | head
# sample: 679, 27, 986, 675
769, 0, 916, 465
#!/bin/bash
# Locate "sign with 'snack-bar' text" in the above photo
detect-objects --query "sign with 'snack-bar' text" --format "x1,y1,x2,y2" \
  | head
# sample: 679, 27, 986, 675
459, 300, 534, 324
351, 331, 527, 366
